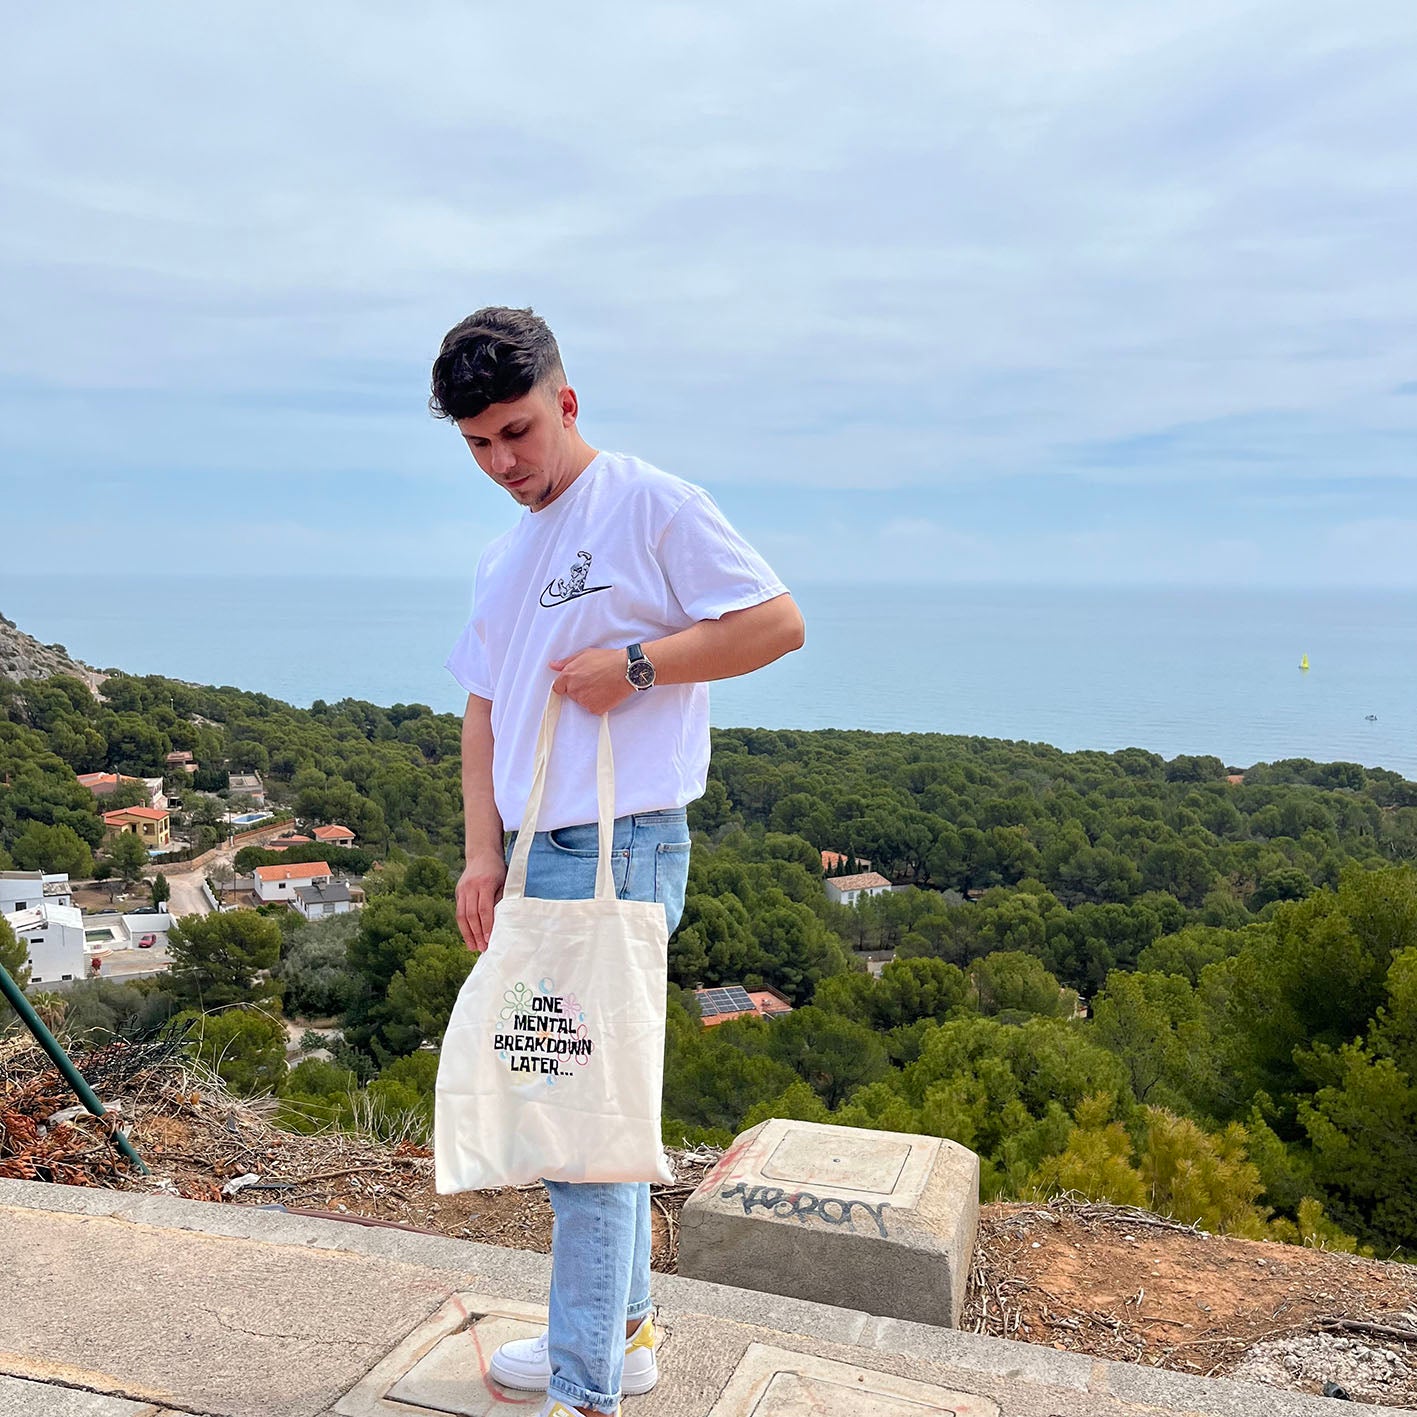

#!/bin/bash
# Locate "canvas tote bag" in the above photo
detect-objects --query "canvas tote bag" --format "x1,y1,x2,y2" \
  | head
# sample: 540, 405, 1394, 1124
434, 686, 676, 1190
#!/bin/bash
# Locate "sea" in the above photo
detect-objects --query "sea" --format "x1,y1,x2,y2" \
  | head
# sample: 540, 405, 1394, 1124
2, 577, 1413, 779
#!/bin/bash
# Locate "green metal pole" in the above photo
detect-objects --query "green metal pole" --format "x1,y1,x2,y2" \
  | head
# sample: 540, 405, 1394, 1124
0, 962, 148, 1175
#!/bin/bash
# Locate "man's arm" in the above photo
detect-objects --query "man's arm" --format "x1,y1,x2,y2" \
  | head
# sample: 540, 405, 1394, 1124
549, 593, 805, 714
456, 692, 506, 953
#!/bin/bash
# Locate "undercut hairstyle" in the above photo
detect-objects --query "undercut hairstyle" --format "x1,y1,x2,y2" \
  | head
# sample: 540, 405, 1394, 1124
429, 306, 567, 421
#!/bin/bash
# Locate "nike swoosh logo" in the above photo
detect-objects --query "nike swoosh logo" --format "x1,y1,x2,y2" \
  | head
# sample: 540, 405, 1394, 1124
540, 584, 612, 609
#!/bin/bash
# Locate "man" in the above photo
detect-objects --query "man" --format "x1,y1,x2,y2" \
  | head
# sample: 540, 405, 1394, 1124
433, 307, 803, 1417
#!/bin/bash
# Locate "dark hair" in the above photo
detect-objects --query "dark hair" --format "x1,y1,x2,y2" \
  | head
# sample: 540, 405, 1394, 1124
429, 306, 566, 421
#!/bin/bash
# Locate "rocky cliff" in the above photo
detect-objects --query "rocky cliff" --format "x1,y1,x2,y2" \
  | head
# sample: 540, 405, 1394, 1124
0, 612, 106, 692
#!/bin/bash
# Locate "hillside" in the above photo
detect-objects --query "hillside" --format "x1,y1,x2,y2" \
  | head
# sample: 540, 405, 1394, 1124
0, 611, 105, 692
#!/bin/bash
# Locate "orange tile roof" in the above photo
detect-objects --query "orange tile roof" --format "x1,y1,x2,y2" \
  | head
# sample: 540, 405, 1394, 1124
102, 806, 169, 822
827, 871, 892, 892
254, 861, 332, 883
821, 850, 849, 871
312, 824, 355, 840
78, 772, 120, 788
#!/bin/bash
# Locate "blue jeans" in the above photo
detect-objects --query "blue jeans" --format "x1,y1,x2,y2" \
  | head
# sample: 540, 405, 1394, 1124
503, 807, 691, 1415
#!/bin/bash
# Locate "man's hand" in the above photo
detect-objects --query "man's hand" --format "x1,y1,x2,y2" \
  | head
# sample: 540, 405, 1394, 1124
457, 848, 507, 953
549, 648, 636, 715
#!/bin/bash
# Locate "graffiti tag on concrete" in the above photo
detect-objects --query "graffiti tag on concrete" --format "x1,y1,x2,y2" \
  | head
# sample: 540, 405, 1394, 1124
719, 1182, 891, 1238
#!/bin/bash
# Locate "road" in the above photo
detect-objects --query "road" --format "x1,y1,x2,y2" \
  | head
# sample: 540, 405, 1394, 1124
164, 871, 212, 918
160, 843, 240, 919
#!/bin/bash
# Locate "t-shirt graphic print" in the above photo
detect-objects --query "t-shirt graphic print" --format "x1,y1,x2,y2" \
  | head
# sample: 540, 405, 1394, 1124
539, 549, 611, 608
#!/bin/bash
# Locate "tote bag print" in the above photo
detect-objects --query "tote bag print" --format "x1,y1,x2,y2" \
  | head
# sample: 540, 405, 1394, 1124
435, 688, 675, 1189
495, 977, 594, 1080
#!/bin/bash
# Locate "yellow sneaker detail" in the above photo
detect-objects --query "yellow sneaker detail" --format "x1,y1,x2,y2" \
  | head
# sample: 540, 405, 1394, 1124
626, 1315, 655, 1354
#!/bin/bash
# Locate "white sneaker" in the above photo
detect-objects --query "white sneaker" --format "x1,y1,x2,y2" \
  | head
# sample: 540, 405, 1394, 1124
490, 1313, 659, 1396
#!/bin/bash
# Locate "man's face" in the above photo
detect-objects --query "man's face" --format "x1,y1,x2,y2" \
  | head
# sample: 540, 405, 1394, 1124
456, 383, 578, 511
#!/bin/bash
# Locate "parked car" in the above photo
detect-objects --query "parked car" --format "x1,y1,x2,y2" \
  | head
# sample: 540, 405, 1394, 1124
138, 934, 157, 948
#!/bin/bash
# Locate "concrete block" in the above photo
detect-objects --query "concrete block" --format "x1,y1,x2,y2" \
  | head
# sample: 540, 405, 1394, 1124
706, 1342, 1000, 1416
678, 1119, 979, 1328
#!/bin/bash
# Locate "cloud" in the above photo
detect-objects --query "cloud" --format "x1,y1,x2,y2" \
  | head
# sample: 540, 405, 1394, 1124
1, 2, 1413, 583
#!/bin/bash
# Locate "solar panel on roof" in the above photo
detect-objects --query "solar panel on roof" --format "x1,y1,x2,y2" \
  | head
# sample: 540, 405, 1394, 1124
695, 985, 756, 1017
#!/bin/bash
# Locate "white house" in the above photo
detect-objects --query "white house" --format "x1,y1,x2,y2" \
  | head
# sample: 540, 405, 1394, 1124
293, 880, 353, 921
253, 861, 332, 903
823, 870, 894, 907
0, 870, 73, 914
4, 901, 87, 984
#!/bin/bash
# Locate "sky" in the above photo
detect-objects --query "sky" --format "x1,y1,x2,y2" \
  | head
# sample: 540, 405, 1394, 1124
2, 2, 1415, 588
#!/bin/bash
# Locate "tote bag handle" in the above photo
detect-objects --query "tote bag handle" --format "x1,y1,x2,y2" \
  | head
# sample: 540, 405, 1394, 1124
503, 686, 616, 903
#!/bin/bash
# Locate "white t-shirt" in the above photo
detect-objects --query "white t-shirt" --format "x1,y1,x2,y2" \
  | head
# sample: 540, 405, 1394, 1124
445, 450, 789, 832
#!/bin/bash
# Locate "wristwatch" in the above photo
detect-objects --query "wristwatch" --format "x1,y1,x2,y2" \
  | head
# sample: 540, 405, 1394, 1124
625, 643, 656, 691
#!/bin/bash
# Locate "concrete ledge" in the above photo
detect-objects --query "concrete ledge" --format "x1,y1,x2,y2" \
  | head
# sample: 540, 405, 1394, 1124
0, 1179, 1404, 1417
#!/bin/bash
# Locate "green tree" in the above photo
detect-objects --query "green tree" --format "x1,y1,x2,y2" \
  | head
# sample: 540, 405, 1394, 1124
1090, 970, 1212, 1107
1222, 868, 1417, 1117
276, 1057, 360, 1133
0, 914, 31, 997
742, 1077, 834, 1129
1140, 1110, 1270, 1237
1300, 945, 1417, 1252
55, 977, 177, 1043
103, 830, 151, 890
1028, 1093, 1147, 1206
1136, 926, 1248, 986
167, 909, 283, 1009
663, 1002, 798, 1136
150, 873, 171, 909
10, 821, 96, 878
841, 1015, 1130, 1197
385, 940, 475, 1045
969, 951, 1072, 1018
278, 915, 362, 1018
365, 1049, 440, 1140
180, 1007, 288, 1095
762, 1005, 890, 1108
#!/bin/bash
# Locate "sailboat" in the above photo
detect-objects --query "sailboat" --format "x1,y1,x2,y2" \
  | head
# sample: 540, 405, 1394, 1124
1299, 654, 1310, 672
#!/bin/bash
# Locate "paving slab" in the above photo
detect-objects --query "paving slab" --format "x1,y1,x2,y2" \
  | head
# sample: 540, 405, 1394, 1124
679, 1118, 979, 1326
334, 1293, 547, 1416
0, 1179, 1409, 1417
0, 1372, 198, 1416
705, 1343, 1001, 1416
0, 1203, 452, 1417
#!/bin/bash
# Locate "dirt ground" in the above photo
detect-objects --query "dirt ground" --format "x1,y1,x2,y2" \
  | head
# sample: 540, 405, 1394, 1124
70, 884, 129, 911
5, 1038, 1416, 1407
966, 1202, 1417, 1404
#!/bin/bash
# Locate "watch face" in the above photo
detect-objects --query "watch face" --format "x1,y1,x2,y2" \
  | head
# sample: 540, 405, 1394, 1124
628, 659, 655, 689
